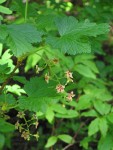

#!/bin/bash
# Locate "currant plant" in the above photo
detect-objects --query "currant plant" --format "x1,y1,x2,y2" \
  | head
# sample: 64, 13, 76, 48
0, 0, 112, 149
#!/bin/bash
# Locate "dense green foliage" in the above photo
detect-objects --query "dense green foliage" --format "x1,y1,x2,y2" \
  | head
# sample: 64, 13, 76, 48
0, 0, 113, 149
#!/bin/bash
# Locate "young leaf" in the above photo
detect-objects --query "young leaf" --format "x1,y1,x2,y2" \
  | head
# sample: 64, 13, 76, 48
52, 104, 67, 114
0, 0, 6, 4
0, 134, 5, 149
88, 118, 99, 136
99, 117, 108, 137
80, 137, 92, 149
25, 49, 44, 72
45, 136, 57, 148
74, 64, 96, 79
107, 113, 113, 124
46, 108, 54, 123
81, 110, 98, 117
58, 134, 73, 144
0, 6, 12, 14
98, 133, 113, 150
93, 100, 111, 115
76, 95, 92, 110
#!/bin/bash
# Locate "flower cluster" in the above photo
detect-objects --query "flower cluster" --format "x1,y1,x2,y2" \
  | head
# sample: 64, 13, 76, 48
56, 84, 65, 93
66, 91, 75, 101
17, 111, 25, 118
65, 70, 73, 79
55, 70, 75, 101
35, 65, 41, 74
21, 131, 30, 140
65, 70, 73, 83
15, 112, 39, 141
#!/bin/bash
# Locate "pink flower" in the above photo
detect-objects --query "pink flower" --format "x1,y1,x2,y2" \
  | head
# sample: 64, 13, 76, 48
65, 71, 73, 79
44, 73, 50, 83
66, 91, 75, 101
56, 84, 65, 93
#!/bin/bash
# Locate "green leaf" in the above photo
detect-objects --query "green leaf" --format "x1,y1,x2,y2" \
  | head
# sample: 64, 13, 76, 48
98, 133, 113, 150
52, 104, 78, 118
47, 35, 91, 55
80, 137, 92, 149
55, 112, 78, 118
1, 24, 43, 57
0, 118, 14, 133
74, 54, 95, 64
52, 104, 67, 114
107, 113, 113, 124
88, 118, 99, 136
0, 25, 8, 40
19, 77, 59, 112
45, 136, 57, 148
47, 16, 109, 55
77, 95, 92, 110
99, 118, 108, 137
36, 14, 57, 31
81, 60, 99, 73
6, 84, 25, 96
0, 134, 5, 149
0, 93, 16, 106
13, 76, 27, 84
0, 63, 10, 74
0, 43, 3, 56
58, 134, 73, 144
74, 64, 96, 79
0, 49, 15, 73
84, 85, 113, 102
0, 0, 6, 4
46, 107, 54, 123
0, 6, 12, 14
25, 49, 44, 72
93, 100, 111, 115
81, 110, 98, 117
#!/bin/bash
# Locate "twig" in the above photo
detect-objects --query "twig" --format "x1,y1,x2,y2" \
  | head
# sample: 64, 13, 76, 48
63, 119, 89, 150
0, 60, 21, 94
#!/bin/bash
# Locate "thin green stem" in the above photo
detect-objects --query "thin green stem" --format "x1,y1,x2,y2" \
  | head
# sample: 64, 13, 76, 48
25, 0, 28, 23
23, 116, 30, 131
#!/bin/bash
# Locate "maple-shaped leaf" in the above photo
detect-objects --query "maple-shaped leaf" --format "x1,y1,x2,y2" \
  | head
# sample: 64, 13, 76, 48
46, 16, 109, 55
0, 24, 43, 57
19, 77, 59, 112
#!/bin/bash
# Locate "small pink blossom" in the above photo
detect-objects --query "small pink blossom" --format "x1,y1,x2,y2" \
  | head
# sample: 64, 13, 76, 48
65, 70, 73, 79
45, 73, 50, 83
66, 91, 75, 101
56, 84, 65, 93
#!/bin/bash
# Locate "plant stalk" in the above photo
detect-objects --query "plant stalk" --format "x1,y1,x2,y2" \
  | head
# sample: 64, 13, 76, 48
25, 0, 28, 23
